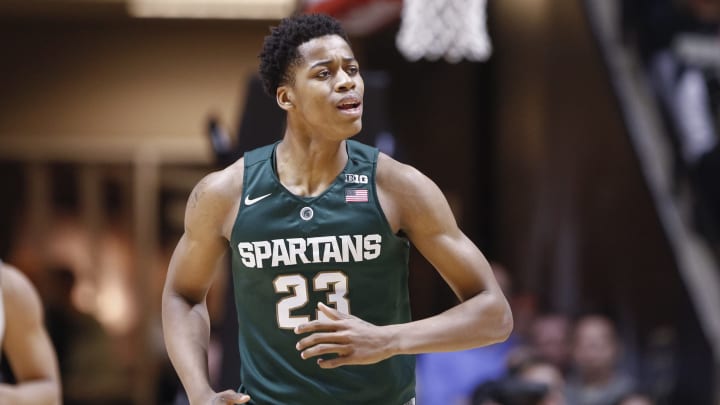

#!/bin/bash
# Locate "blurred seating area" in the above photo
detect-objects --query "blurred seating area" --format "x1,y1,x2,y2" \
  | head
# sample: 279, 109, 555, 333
622, 0, 720, 245
416, 265, 672, 405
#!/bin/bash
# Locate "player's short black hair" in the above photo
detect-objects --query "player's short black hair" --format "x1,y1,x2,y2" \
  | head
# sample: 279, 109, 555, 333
259, 14, 349, 97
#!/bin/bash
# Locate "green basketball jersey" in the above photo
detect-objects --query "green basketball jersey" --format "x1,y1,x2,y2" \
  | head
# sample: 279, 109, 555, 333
229, 140, 415, 405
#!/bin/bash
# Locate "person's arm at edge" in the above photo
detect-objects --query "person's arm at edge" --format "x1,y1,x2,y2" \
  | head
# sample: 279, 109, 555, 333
0, 265, 61, 405
380, 155, 513, 354
161, 163, 249, 404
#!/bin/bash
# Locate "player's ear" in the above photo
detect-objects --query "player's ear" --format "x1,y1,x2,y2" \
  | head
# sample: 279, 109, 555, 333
276, 86, 294, 111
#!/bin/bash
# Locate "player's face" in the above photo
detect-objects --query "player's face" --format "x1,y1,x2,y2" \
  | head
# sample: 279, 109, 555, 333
281, 34, 364, 140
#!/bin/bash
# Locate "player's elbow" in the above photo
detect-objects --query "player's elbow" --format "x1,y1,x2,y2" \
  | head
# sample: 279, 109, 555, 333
497, 304, 514, 343
41, 373, 62, 405
22, 378, 61, 405
486, 296, 514, 344
44, 373, 62, 405
162, 286, 203, 312
48, 382, 62, 405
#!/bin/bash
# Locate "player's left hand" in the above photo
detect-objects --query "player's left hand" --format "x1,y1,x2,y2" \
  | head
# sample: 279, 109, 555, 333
294, 302, 395, 368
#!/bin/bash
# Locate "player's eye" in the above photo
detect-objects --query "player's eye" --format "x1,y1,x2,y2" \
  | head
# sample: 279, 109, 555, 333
346, 65, 359, 75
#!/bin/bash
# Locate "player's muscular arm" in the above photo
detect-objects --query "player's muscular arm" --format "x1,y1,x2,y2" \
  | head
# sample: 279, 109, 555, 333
295, 155, 512, 368
380, 157, 513, 353
0, 265, 61, 405
162, 163, 250, 405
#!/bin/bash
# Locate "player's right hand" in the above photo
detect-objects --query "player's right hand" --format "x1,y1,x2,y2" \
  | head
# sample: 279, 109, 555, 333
207, 389, 251, 404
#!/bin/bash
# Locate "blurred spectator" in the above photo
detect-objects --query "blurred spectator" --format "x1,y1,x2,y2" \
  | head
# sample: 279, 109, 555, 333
503, 311, 570, 380
471, 378, 547, 405
624, 0, 720, 240
0, 261, 62, 404
469, 357, 565, 405
41, 266, 131, 405
638, 326, 675, 404
528, 313, 572, 373
517, 359, 566, 405
615, 392, 656, 405
565, 315, 635, 405
416, 263, 520, 405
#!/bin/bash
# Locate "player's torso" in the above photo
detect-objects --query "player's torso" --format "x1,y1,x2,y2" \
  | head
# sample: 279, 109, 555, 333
229, 140, 415, 405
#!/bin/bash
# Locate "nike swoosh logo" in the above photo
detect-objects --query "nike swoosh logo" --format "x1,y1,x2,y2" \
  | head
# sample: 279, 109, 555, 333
244, 193, 272, 206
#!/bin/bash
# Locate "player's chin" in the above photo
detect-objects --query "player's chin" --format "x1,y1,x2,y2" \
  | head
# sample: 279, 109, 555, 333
330, 121, 362, 140
345, 118, 363, 136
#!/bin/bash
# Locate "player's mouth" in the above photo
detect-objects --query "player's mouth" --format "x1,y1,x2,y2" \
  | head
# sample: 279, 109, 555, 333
336, 97, 363, 117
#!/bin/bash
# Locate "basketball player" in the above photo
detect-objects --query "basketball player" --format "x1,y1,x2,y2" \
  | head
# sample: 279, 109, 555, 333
0, 262, 61, 404
162, 14, 513, 405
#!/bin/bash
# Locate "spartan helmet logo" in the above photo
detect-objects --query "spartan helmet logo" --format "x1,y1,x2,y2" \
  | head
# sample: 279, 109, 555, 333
300, 206, 314, 221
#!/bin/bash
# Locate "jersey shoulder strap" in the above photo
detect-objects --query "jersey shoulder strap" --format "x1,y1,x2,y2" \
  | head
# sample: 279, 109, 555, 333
243, 142, 276, 168
346, 139, 378, 165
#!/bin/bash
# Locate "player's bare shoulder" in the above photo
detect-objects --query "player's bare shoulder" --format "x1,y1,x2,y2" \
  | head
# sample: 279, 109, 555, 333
376, 153, 443, 203
376, 153, 447, 233
188, 158, 244, 208
1, 264, 43, 326
185, 158, 245, 239
1, 264, 33, 297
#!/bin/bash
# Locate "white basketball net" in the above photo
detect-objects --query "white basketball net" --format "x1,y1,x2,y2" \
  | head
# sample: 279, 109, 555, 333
396, 0, 492, 63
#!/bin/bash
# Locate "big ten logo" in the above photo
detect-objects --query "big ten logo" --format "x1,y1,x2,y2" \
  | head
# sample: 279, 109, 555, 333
344, 174, 369, 184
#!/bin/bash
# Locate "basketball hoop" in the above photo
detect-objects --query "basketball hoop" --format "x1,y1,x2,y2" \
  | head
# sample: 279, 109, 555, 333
396, 0, 492, 63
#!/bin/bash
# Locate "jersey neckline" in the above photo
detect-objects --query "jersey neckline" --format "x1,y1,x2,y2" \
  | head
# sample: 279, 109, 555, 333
268, 140, 353, 205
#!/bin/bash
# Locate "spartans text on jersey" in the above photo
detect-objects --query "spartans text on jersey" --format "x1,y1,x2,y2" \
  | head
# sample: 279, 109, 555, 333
237, 234, 382, 269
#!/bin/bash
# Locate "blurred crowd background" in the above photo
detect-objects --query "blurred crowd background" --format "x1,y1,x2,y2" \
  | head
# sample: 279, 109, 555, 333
0, 0, 719, 404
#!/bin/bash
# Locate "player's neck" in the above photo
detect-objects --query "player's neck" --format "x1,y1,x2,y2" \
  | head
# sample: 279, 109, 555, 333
276, 134, 348, 197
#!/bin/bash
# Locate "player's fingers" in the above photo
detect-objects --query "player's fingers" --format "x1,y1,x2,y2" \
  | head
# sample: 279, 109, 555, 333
294, 319, 341, 334
316, 356, 348, 369
296, 331, 350, 351
216, 390, 251, 404
299, 343, 350, 360
317, 302, 349, 320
